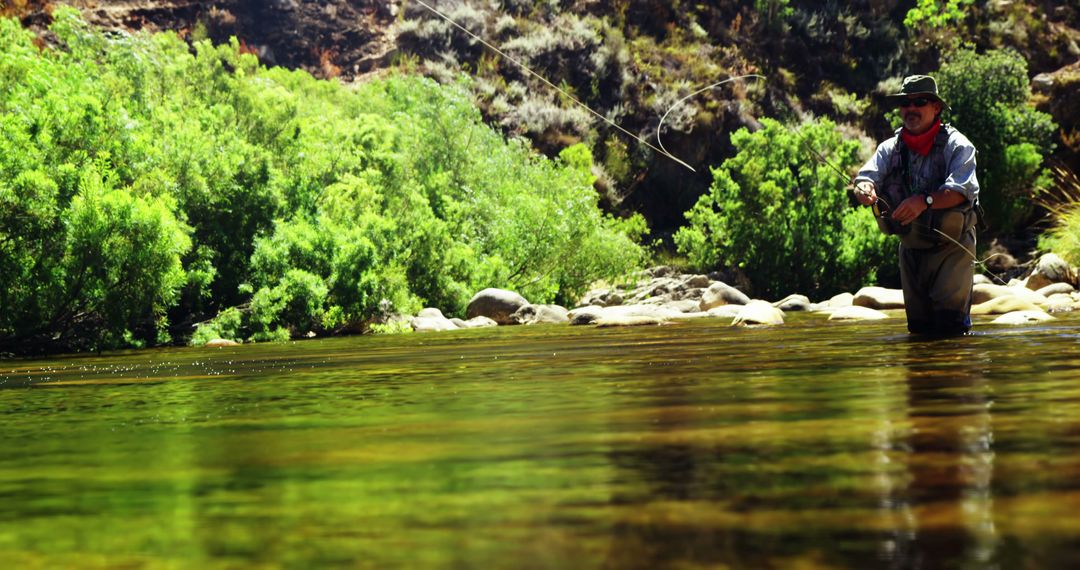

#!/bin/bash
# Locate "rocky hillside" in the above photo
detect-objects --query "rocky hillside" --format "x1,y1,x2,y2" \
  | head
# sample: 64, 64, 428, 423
8, 0, 1080, 232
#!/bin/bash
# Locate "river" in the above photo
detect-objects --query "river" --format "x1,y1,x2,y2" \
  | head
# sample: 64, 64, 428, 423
2, 313, 1080, 568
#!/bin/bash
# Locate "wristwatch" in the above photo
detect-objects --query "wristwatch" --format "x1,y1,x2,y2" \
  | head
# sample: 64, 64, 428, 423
924, 193, 934, 207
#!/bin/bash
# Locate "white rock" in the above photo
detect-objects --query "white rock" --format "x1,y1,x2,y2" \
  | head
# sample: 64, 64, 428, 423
595, 315, 666, 327
821, 292, 855, 308
699, 281, 751, 311
972, 283, 1048, 306
707, 305, 743, 318
853, 286, 905, 309
731, 300, 785, 326
773, 294, 811, 311
991, 310, 1055, 325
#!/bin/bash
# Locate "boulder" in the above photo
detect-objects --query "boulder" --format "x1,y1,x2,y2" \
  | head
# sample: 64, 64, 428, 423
465, 288, 529, 325
707, 305, 743, 318
416, 308, 447, 319
1036, 282, 1075, 297
819, 292, 855, 309
972, 283, 1048, 306
568, 305, 605, 326
991, 310, 1055, 325
731, 300, 785, 326
660, 299, 703, 314
595, 315, 666, 327
511, 303, 569, 325
411, 308, 459, 332
204, 338, 240, 348
853, 286, 905, 309
579, 288, 623, 307
680, 274, 712, 289
670, 311, 713, 320
1025, 253, 1076, 291
453, 316, 498, 328
699, 281, 751, 311
1045, 294, 1076, 313
772, 294, 811, 312
970, 296, 1043, 316
603, 304, 683, 320
572, 302, 680, 327
648, 265, 676, 278
629, 277, 680, 302
670, 287, 706, 302
827, 306, 891, 321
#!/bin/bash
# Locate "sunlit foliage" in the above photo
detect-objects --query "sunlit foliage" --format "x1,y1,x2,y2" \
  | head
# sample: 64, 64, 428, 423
935, 48, 1056, 234
0, 9, 645, 351
674, 118, 893, 298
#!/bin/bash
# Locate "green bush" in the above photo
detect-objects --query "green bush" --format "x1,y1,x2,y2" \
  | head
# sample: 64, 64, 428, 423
904, 0, 974, 29
935, 48, 1056, 234
0, 11, 643, 349
674, 118, 893, 298
0, 10, 647, 351
1038, 204, 1080, 266
0, 14, 190, 351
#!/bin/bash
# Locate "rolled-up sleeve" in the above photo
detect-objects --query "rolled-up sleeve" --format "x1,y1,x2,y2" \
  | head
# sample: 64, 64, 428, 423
854, 139, 895, 188
941, 133, 979, 203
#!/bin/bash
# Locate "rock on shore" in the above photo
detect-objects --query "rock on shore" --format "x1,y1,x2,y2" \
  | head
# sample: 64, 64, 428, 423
406, 257, 1080, 333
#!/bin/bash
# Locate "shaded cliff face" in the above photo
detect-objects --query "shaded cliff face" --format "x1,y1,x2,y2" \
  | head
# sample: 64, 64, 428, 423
39, 0, 399, 79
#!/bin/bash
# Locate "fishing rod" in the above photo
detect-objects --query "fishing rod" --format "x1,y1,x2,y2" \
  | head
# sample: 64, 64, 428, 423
413, 0, 763, 173
655, 74, 765, 164
412, 0, 1006, 279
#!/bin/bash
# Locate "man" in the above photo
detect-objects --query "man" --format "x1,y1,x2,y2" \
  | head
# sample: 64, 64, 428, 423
853, 75, 980, 336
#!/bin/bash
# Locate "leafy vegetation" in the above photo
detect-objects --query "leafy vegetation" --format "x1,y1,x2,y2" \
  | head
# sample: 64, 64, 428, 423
904, 0, 975, 30
674, 118, 893, 298
0, 9, 645, 352
935, 47, 1056, 234
2, 1, 1078, 353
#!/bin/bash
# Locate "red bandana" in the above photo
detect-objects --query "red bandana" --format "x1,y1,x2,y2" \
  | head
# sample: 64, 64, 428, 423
900, 118, 941, 157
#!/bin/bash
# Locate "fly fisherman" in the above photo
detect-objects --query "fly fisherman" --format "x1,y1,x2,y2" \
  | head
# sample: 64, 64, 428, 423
852, 75, 980, 336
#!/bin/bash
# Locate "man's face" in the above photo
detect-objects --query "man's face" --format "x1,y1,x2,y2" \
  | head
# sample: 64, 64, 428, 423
899, 97, 942, 134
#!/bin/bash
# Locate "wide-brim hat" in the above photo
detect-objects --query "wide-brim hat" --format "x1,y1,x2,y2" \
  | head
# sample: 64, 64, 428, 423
884, 75, 950, 111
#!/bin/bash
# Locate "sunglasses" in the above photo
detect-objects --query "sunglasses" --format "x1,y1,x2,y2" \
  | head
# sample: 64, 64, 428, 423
898, 97, 932, 108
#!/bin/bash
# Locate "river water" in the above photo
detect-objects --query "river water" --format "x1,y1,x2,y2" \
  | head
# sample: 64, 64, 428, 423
2, 313, 1080, 569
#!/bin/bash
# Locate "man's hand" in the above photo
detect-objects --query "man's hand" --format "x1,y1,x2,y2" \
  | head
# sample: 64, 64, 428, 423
891, 195, 930, 226
853, 181, 877, 206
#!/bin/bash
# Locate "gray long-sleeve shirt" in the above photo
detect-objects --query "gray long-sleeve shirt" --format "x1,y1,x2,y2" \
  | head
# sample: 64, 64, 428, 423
854, 127, 980, 204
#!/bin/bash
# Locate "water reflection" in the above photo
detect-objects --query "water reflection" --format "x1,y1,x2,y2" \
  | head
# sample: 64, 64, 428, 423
598, 329, 1008, 569
3, 317, 1080, 568
889, 339, 997, 569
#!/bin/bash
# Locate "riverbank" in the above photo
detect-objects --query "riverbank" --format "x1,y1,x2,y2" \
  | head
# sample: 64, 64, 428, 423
398, 253, 1080, 335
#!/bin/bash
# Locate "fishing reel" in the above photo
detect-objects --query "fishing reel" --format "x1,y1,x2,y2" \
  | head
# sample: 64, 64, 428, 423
871, 199, 909, 236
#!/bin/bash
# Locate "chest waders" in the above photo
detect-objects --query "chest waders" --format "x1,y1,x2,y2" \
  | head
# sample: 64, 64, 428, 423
874, 125, 978, 335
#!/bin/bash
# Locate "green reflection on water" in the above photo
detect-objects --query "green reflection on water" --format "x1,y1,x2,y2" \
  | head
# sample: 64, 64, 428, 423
2, 314, 1080, 568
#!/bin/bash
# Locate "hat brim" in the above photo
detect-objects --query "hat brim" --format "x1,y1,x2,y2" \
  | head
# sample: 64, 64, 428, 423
885, 92, 950, 111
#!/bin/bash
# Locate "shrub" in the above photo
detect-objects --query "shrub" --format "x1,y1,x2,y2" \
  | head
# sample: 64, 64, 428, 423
904, 0, 974, 29
674, 118, 893, 298
1, 11, 648, 351
935, 48, 1056, 234
0, 12, 191, 352
1038, 205, 1080, 267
